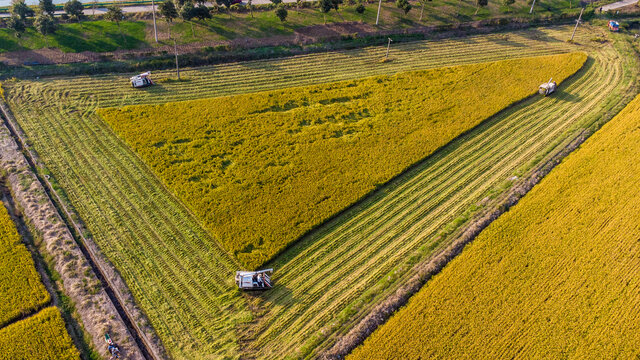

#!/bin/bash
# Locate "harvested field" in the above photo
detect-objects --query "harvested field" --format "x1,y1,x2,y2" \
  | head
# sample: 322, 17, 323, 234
3, 25, 637, 359
348, 89, 640, 360
98, 53, 586, 268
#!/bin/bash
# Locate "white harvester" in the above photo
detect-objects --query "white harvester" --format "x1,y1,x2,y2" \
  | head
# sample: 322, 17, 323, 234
539, 78, 557, 96
130, 71, 154, 88
235, 268, 273, 290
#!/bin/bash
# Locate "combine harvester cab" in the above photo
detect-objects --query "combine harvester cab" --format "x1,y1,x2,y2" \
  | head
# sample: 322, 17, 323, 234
539, 78, 557, 96
235, 268, 273, 290
130, 71, 154, 88
608, 20, 620, 32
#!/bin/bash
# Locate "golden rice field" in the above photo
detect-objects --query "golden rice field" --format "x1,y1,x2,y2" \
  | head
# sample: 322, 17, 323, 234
3, 25, 638, 359
0, 202, 78, 358
0, 202, 50, 327
349, 93, 640, 359
0, 307, 79, 360
98, 53, 586, 268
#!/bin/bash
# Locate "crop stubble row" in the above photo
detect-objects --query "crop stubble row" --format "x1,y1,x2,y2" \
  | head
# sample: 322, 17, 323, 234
243, 42, 634, 359
4, 25, 634, 359
349, 64, 640, 360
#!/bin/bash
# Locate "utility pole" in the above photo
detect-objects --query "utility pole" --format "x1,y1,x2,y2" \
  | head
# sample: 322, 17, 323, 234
529, 0, 535, 14
385, 37, 393, 59
570, 8, 584, 41
151, 0, 158, 43
174, 39, 180, 80
375, 0, 382, 25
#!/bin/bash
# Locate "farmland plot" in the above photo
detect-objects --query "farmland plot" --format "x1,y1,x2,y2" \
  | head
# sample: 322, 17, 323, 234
0, 201, 50, 327
98, 53, 586, 268
3, 26, 637, 359
0, 307, 79, 360
0, 193, 78, 358
349, 89, 640, 360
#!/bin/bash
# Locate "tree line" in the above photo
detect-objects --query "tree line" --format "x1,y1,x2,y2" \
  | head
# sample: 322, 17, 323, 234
4, 0, 503, 45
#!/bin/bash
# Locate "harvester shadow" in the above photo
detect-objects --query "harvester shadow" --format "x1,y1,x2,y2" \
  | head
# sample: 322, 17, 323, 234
264, 51, 594, 274
247, 283, 299, 307
143, 84, 169, 95
554, 90, 581, 103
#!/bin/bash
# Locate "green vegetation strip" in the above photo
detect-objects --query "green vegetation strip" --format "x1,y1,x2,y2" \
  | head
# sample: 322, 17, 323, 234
349, 86, 640, 360
98, 53, 586, 269
0, 21, 146, 53
4, 26, 636, 359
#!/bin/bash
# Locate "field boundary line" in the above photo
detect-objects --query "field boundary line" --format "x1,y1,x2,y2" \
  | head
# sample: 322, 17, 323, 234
321, 126, 594, 359
0, 98, 165, 360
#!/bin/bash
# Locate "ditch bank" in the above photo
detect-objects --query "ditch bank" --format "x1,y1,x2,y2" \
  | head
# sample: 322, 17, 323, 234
0, 98, 165, 360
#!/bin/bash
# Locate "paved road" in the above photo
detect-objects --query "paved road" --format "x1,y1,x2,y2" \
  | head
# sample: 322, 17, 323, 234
601, 0, 637, 11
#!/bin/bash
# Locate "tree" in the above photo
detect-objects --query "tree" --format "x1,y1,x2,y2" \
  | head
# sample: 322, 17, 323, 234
35, 14, 56, 47
64, 0, 84, 20
275, 4, 287, 21
104, 5, 125, 42
331, 0, 343, 17
319, 0, 332, 23
192, 4, 211, 20
39, 0, 56, 16
396, 0, 411, 14
215, 0, 232, 17
174, 0, 190, 8
8, 16, 26, 37
10, 0, 35, 21
355, 1, 365, 13
474, 0, 487, 14
159, 0, 178, 38
270, 0, 282, 4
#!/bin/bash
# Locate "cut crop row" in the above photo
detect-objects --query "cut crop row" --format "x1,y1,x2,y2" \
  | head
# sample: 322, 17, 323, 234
349, 77, 640, 360
240, 40, 637, 359
30, 26, 591, 108
97, 52, 586, 269
3, 25, 632, 359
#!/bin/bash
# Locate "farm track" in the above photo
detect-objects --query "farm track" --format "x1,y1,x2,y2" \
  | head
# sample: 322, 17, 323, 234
4, 25, 636, 359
